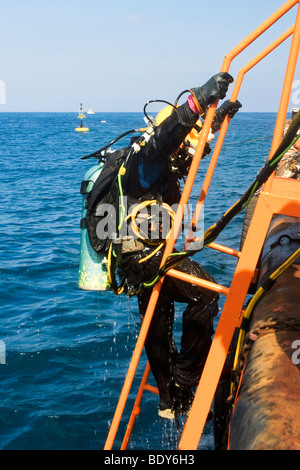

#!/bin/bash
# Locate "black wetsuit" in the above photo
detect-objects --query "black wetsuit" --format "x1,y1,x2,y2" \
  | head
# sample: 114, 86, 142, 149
119, 101, 219, 407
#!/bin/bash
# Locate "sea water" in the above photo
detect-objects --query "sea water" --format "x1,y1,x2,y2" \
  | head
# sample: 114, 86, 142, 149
0, 111, 279, 450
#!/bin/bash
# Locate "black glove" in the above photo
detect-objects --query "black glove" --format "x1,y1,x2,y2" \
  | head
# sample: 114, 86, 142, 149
211, 100, 242, 132
190, 73, 234, 114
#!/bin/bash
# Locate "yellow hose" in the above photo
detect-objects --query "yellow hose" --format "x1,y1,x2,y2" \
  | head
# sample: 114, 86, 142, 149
107, 200, 175, 292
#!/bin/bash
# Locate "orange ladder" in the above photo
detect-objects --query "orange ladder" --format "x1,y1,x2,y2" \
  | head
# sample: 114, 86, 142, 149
104, 0, 300, 450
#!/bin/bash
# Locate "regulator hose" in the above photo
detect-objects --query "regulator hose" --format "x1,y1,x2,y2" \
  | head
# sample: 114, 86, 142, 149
81, 128, 148, 160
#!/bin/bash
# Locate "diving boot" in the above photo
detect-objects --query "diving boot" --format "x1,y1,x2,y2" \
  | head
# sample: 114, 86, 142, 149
158, 399, 176, 419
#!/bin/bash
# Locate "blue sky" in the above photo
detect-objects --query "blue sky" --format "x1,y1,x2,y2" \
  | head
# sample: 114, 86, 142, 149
1, 0, 299, 112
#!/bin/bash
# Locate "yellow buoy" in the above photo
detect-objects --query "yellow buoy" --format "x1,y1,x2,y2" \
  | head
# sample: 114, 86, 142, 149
75, 103, 89, 132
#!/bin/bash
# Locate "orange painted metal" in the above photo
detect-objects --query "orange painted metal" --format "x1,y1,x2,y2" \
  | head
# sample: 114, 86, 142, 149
120, 362, 155, 450
233, 26, 295, 101
179, 185, 300, 450
207, 242, 241, 258
184, 117, 230, 247
104, 0, 300, 450
167, 268, 230, 297
179, 3, 300, 449
265, 9, 300, 192
222, 0, 298, 67
227, 219, 300, 450
184, 25, 295, 249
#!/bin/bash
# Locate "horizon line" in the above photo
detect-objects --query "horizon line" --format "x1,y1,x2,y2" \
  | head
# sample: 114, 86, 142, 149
0, 110, 285, 114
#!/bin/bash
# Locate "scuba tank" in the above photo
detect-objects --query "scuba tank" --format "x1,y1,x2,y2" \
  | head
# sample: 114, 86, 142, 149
78, 162, 110, 291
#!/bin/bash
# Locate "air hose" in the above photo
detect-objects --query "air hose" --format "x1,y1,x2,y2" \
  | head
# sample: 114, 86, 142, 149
107, 200, 175, 295
81, 89, 193, 161
107, 243, 125, 295
81, 128, 149, 160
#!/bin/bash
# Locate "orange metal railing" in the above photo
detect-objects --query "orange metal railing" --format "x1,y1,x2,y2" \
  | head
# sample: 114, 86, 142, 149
104, 0, 300, 450
179, 0, 300, 450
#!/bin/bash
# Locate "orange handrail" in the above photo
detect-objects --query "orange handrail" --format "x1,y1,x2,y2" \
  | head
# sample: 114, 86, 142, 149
222, 0, 298, 68
104, 0, 300, 450
184, 24, 295, 248
179, 1, 300, 450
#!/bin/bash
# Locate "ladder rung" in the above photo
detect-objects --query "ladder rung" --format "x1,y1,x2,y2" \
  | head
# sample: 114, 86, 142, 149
167, 268, 230, 296
144, 384, 159, 395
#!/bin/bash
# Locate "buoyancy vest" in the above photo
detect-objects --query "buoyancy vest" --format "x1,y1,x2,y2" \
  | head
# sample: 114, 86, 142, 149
122, 150, 182, 206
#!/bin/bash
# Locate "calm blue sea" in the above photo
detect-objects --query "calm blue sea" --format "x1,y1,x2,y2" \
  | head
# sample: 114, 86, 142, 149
0, 110, 279, 450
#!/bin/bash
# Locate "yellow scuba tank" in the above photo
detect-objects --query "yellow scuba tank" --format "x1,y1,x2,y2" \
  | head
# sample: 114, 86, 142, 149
78, 163, 110, 291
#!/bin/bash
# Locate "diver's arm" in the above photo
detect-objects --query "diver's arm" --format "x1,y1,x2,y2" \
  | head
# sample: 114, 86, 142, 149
140, 101, 199, 163
138, 72, 235, 163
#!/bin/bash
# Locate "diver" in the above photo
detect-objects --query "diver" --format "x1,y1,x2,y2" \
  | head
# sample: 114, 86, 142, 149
83, 72, 242, 418
111, 73, 242, 419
